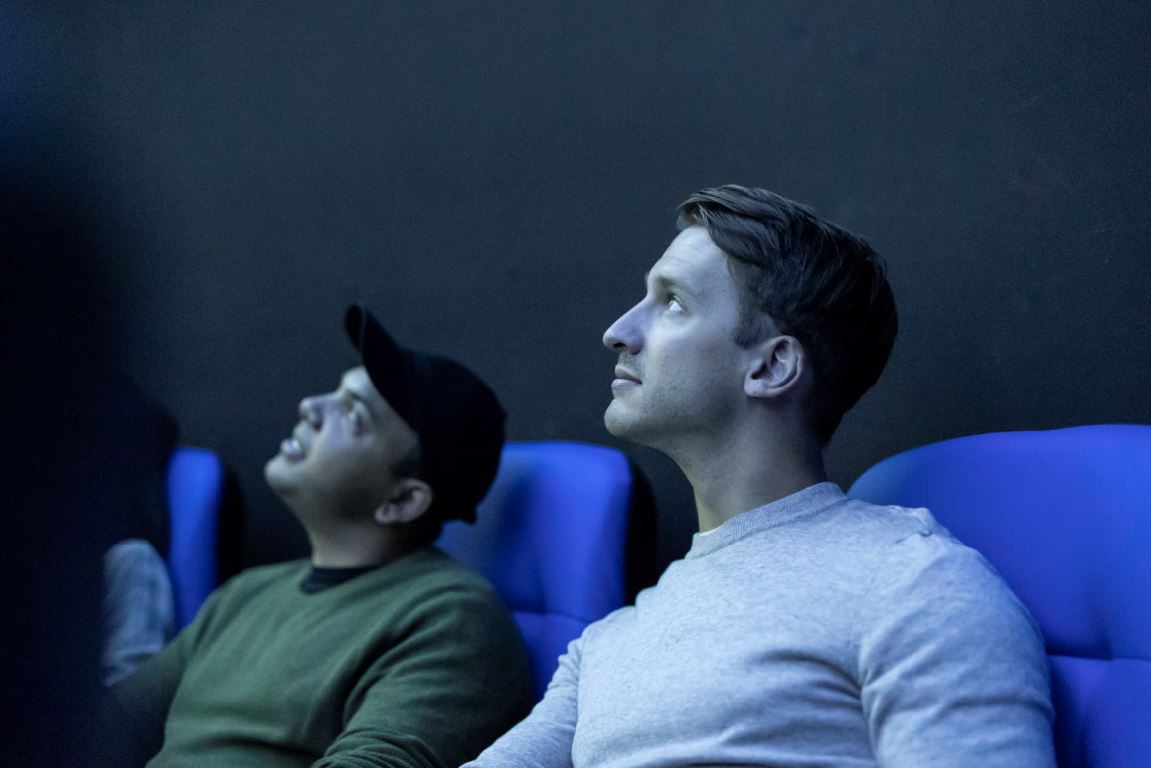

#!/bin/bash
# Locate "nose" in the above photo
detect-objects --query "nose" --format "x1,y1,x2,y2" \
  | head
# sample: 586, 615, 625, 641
298, 395, 323, 428
603, 303, 643, 355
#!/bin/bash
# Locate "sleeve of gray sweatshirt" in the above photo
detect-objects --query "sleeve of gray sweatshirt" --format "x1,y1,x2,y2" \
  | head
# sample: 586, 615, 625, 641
857, 533, 1056, 768
463, 636, 581, 768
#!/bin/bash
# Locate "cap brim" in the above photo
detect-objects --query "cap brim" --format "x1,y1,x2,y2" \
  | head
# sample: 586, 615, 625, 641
344, 303, 416, 429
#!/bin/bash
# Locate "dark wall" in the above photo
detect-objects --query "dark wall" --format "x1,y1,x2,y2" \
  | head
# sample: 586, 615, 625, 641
85, 2, 1151, 569
2, 4, 171, 760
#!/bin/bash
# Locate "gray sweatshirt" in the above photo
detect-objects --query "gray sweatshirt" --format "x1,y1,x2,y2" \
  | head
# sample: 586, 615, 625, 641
466, 482, 1055, 767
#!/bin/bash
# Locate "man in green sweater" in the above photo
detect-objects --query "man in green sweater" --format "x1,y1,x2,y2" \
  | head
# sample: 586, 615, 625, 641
110, 304, 535, 767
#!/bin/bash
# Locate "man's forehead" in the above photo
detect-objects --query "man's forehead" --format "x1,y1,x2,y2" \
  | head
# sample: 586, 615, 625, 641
647, 226, 728, 288
342, 366, 386, 404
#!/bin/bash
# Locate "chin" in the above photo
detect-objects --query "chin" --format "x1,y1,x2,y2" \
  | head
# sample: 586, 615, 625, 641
606, 401, 678, 454
264, 455, 295, 493
604, 400, 642, 440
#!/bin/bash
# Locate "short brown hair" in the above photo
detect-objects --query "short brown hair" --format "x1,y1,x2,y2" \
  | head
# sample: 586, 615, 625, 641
677, 185, 897, 444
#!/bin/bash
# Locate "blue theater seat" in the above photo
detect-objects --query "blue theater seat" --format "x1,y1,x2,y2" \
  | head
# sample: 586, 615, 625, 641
166, 447, 226, 630
439, 441, 650, 698
849, 425, 1151, 768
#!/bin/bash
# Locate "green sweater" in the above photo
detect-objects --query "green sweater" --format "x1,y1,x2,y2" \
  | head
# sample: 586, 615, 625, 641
111, 547, 535, 767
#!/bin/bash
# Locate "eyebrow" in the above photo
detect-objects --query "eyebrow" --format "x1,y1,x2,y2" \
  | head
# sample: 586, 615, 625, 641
340, 375, 381, 423
646, 270, 693, 297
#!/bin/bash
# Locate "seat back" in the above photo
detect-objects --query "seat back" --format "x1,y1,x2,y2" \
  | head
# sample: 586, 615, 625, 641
438, 441, 646, 697
848, 425, 1151, 768
166, 447, 225, 629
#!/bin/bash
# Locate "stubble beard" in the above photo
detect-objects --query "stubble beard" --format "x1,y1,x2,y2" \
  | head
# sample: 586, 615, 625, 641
604, 392, 671, 452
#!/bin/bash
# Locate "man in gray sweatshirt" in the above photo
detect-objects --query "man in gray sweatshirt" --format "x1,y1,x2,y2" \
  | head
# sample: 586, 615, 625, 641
466, 185, 1056, 767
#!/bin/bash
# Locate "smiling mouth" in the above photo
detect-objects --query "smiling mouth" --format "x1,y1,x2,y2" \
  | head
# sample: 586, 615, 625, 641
280, 436, 305, 461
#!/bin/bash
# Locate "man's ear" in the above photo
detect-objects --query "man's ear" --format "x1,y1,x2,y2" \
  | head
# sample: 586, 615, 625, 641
744, 335, 805, 400
373, 479, 434, 527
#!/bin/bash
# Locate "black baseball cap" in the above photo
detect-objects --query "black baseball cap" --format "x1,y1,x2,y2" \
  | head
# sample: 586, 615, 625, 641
344, 303, 506, 524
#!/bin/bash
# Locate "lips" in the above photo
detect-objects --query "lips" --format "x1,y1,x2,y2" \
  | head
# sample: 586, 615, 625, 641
279, 425, 311, 462
280, 436, 305, 461
614, 366, 642, 384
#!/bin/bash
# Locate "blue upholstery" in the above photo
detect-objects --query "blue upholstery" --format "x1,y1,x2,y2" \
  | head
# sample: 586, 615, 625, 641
438, 441, 638, 697
848, 425, 1151, 768
166, 447, 224, 630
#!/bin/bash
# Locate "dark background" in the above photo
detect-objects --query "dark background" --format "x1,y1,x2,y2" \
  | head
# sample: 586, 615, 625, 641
16, 1, 1151, 571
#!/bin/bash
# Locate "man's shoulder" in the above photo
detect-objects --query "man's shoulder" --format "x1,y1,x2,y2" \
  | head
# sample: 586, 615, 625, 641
402, 545, 511, 607
782, 497, 1029, 618
364, 549, 527, 655
829, 496, 953, 545
836, 500, 1034, 631
209, 559, 310, 604
829, 498, 993, 580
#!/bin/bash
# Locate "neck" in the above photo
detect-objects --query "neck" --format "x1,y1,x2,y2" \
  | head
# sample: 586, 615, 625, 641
302, 519, 416, 568
671, 420, 828, 533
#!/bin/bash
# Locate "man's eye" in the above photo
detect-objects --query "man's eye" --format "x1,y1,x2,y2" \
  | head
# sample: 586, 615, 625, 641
346, 408, 365, 433
666, 295, 685, 313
